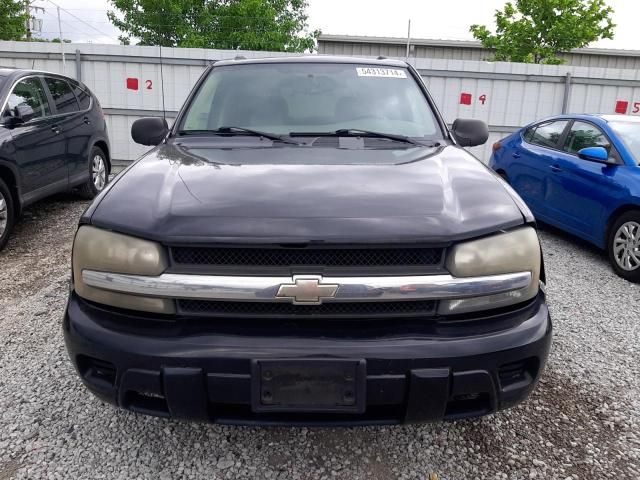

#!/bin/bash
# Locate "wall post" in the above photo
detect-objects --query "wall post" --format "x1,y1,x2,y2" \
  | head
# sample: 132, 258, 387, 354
75, 49, 82, 81
562, 72, 572, 114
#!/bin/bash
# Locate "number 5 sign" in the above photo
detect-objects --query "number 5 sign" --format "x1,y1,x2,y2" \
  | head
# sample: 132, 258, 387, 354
615, 100, 640, 115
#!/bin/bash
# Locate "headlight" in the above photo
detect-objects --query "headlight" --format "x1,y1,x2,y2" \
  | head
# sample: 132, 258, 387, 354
72, 226, 174, 314
439, 227, 541, 314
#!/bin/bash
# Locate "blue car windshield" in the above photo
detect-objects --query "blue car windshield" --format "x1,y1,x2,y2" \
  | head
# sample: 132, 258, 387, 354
609, 121, 640, 165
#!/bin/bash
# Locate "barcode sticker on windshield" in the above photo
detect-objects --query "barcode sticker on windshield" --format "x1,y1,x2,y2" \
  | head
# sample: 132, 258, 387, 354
356, 67, 407, 78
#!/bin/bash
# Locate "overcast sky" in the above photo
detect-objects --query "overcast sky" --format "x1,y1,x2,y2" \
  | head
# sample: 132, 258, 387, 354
32, 0, 639, 50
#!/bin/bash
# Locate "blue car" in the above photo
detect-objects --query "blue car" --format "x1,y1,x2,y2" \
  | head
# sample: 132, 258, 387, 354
490, 114, 640, 282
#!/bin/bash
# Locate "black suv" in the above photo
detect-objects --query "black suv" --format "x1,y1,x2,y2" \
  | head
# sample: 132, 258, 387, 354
65, 57, 551, 425
0, 68, 110, 250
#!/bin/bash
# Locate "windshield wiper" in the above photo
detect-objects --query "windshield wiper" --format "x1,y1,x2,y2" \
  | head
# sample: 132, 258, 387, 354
289, 129, 438, 147
178, 126, 300, 145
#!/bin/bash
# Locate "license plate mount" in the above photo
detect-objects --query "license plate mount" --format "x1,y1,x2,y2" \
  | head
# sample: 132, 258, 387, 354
251, 359, 366, 413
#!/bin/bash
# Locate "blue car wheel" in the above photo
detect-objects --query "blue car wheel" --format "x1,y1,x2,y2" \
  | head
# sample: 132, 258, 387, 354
608, 211, 640, 283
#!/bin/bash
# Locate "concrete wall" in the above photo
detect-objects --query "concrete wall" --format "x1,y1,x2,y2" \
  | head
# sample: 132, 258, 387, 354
410, 57, 640, 160
2, 41, 640, 165
318, 35, 640, 70
0, 42, 295, 165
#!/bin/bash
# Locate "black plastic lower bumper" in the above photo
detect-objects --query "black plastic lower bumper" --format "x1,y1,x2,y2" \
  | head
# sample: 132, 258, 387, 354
63, 293, 552, 426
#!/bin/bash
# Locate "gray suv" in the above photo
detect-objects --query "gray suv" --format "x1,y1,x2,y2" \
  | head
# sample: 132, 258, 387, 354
0, 68, 110, 250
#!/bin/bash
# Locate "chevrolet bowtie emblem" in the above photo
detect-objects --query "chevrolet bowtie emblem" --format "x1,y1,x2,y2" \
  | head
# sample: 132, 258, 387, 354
276, 276, 339, 305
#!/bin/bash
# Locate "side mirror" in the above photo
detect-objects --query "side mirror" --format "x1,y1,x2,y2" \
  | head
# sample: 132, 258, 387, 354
15, 104, 34, 122
577, 146, 609, 163
1, 107, 25, 128
1, 115, 23, 128
451, 118, 489, 147
3, 104, 34, 126
131, 117, 169, 146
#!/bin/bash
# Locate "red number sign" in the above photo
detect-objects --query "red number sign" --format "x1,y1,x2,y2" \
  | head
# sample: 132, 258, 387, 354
126, 78, 139, 91
615, 100, 629, 114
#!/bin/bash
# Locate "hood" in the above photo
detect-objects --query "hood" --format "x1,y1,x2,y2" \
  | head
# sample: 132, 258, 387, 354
89, 140, 526, 244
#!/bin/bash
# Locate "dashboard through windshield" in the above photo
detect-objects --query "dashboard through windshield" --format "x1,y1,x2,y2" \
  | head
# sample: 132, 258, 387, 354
179, 63, 442, 140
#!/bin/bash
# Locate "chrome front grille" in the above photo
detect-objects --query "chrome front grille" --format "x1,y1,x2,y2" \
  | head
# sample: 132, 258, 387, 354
82, 269, 532, 320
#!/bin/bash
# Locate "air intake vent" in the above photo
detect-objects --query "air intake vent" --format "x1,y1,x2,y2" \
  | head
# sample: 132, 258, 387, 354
77, 355, 117, 388
171, 246, 443, 268
498, 358, 539, 392
178, 299, 437, 319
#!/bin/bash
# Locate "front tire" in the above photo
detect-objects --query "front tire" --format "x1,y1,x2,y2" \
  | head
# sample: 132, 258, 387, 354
77, 146, 109, 199
0, 177, 15, 252
608, 211, 640, 283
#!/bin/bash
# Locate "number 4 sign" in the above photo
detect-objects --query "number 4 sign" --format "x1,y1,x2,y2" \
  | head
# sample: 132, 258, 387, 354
459, 92, 488, 106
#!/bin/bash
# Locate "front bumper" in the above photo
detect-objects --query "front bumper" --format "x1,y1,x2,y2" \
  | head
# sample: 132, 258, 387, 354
63, 292, 552, 426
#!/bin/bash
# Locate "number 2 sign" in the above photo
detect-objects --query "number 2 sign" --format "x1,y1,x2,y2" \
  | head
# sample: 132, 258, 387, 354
126, 77, 153, 91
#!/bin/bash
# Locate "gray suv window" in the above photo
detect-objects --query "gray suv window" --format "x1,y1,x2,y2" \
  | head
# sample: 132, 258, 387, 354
44, 77, 79, 114
70, 81, 91, 110
6, 77, 51, 122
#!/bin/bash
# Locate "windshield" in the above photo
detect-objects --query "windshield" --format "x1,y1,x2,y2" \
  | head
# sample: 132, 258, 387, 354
179, 63, 442, 139
609, 121, 640, 165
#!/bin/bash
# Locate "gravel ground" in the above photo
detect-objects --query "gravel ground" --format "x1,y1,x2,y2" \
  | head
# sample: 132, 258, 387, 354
1, 195, 639, 480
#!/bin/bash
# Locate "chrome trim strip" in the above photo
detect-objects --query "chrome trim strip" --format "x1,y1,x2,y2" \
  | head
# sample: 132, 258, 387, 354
82, 270, 532, 304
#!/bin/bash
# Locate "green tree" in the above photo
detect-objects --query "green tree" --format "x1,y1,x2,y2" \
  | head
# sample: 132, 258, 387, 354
470, 0, 615, 64
0, 0, 29, 41
31, 37, 72, 43
107, 0, 319, 52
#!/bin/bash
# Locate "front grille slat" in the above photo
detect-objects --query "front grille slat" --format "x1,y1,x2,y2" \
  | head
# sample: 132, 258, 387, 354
178, 299, 437, 319
171, 246, 443, 268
